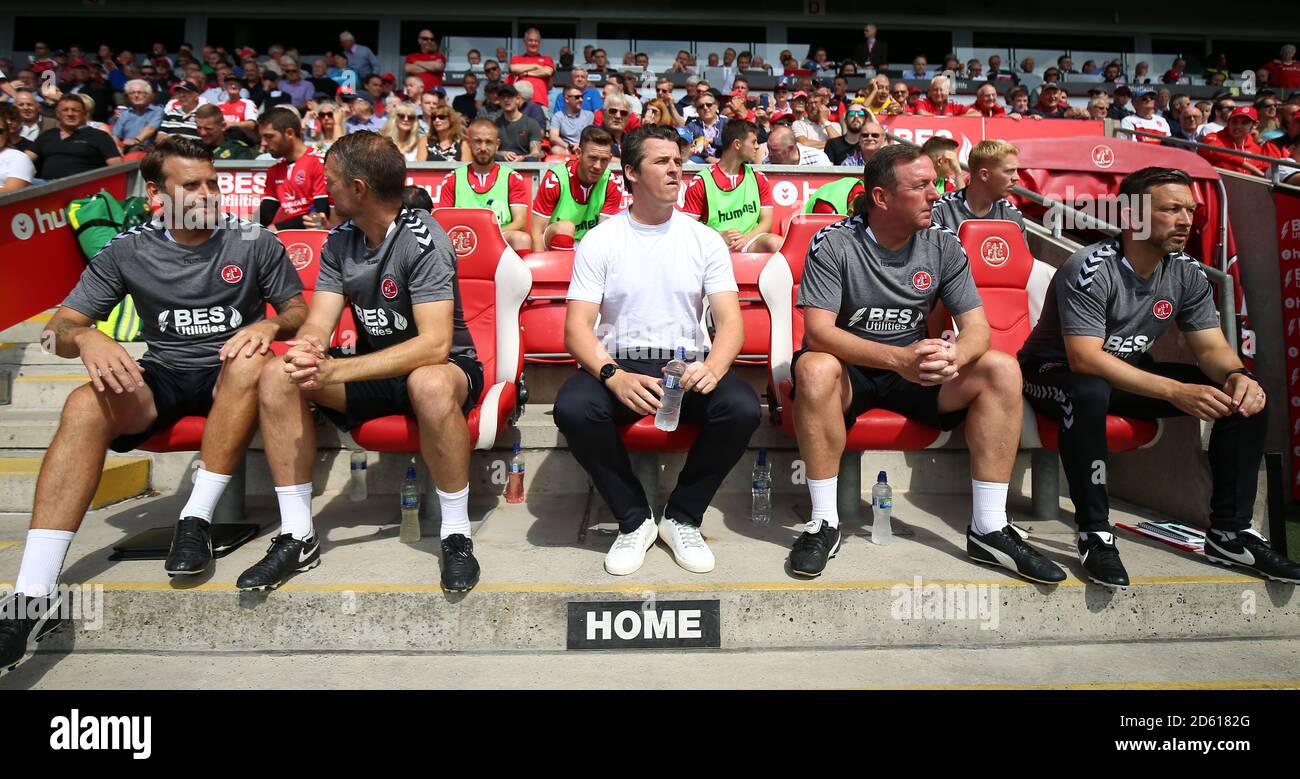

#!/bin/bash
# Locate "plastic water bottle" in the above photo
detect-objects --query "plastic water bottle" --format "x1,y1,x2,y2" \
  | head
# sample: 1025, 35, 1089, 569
349, 450, 367, 501
751, 448, 772, 524
505, 442, 525, 504
400, 461, 421, 543
655, 346, 687, 432
871, 471, 893, 545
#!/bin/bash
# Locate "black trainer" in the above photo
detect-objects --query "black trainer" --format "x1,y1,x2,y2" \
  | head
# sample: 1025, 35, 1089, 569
440, 534, 480, 592
0, 592, 65, 675
1205, 529, 1300, 584
967, 525, 1066, 584
236, 534, 320, 591
789, 520, 841, 578
1079, 531, 1130, 589
164, 517, 213, 576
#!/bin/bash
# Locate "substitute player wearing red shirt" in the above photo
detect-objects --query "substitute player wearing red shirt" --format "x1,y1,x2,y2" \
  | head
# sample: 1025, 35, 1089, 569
436, 118, 532, 251
258, 109, 329, 230
680, 120, 781, 253
530, 127, 625, 250
914, 77, 978, 117
404, 29, 447, 92
509, 28, 555, 110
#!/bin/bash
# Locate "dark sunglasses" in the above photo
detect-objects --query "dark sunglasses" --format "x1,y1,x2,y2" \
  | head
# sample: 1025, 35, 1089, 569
606, 108, 629, 116
565, 93, 582, 99
418, 36, 434, 42
698, 101, 716, 108
862, 132, 883, 138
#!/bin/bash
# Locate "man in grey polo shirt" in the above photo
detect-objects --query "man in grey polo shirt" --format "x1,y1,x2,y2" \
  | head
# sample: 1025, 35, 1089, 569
1020, 166, 1297, 588
549, 84, 594, 155
787, 144, 1063, 583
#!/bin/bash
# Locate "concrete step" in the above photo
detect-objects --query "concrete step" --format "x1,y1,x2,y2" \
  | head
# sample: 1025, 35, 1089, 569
0, 341, 148, 367
8, 639, 1300, 689
7, 370, 94, 408
0, 453, 150, 513
2, 491, 1295, 654
0, 310, 54, 346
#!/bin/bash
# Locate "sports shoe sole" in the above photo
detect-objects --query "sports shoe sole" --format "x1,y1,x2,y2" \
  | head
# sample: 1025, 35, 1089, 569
1204, 553, 1300, 584
441, 574, 480, 593
1083, 572, 1129, 590
165, 560, 211, 577
236, 557, 321, 592
790, 534, 841, 578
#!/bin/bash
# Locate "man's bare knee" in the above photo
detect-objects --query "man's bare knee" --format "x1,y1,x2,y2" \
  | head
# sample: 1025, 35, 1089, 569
795, 352, 844, 401
408, 366, 462, 421
221, 351, 273, 392
258, 358, 296, 406
974, 349, 1022, 397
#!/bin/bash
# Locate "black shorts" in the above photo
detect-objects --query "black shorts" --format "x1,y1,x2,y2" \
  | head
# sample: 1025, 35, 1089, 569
110, 360, 222, 453
317, 347, 484, 432
790, 348, 967, 431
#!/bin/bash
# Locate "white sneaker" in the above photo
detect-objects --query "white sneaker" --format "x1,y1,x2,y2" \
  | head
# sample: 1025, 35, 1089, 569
658, 518, 715, 573
604, 518, 658, 576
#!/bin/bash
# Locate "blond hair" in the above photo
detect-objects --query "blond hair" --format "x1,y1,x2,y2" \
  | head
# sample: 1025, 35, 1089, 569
968, 139, 1019, 173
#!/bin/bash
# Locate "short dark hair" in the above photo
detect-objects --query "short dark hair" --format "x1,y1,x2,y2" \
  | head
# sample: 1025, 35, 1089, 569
578, 125, 613, 151
194, 103, 224, 123
621, 124, 683, 184
325, 131, 406, 203
402, 184, 434, 212
257, 107, 302, 136
141, 137, 213, 185
55, 93, 86, 110
721, 119, 756, 151
921, 136, 958, 156
861, 144, 925, 213
1119, 167, 1193, 199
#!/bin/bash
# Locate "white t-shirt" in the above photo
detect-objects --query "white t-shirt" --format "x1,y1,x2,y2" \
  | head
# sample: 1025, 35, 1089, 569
791, 118, 830, 144
1197, 121, 1224, 140
0, 147, 35, 184
1120, 113, 1171, 139
567, 209, 737, 358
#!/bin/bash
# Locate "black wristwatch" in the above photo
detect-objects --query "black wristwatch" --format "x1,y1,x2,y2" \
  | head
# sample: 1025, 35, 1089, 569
1227, 367, 1256, 381
599, 363, 621, 385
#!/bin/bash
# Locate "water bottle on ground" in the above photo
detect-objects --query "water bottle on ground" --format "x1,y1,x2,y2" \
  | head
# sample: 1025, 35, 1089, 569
751, 448, 772, 524
871, 470, 893, 545
505, 442, 525, 504
655, 346, 688, 432
400, 461, 421, 543
349, 450, 367, 501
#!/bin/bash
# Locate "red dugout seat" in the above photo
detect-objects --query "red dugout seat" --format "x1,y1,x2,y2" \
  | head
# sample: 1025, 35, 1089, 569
759, 214, 946, 450
520, 250, 576, 364
350, 208, 531, 452
955, 219, 1160, 453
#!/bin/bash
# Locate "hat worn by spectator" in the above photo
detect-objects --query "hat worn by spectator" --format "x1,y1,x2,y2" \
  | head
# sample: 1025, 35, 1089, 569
431, 86, 447, 97
223, 74, 242, 83
381, 73, 397, 82
237, 47, 256, 59
342, 91, 374, 105
497, 83, 518, 97
69, 59, 89, 68
1134, 87, 1156, 99
1114, 85, 1132, 96
791, 91, 808, 100
775, 83, 789, 92
1228, 105, 1259, 122
171, 81, 199, 94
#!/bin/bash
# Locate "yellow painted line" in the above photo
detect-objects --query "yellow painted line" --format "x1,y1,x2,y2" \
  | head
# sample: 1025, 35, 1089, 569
0, 541, 19, 551
847, 679, 1300, 691
63, 574, 1257, 595
26, 312, 54, 324
0, 456, 149, 509
14, 374, 89, 382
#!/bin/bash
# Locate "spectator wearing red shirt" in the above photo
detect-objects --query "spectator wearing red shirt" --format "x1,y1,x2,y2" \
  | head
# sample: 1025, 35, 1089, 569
436, 118, 532, 251
1263, 45, 1300, 89
509, 28, 555, 112
889, 82, 914, 114
972, 83, 1009, 118
218, 75, 258, 139
914, 76, 978, 117
404, 29, 446, 92
257, 109, 328, 229
1199, 106, 1280, 177
529, 126, 624, 250
680, 120, 781, 253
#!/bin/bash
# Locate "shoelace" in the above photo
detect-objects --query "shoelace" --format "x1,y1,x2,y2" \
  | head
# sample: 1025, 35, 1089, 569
174, 520, 209, 552
671, 521, 707, 550
444, 536, 473, 557
612, 530, 645, 551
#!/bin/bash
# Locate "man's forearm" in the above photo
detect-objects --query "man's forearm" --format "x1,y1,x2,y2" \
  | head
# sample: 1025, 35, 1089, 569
1195, 344, 1243, 386
805, 324, 904, 372
48, 322, 98, 359
953, 324, 990, 370
1070, 349, 1183, 401
328, 335, 450, 383
703, 321, 742, 380
264, 298, 308, 340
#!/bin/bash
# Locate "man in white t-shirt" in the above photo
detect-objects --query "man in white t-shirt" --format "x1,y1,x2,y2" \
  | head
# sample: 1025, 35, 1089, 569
554, 125, 761, 577
1120, 88, 1171, 144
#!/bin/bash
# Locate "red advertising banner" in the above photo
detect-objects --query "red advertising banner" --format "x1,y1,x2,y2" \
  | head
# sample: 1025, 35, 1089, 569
1274, 190, 1300, 499
0, 170, 129, 332
985, 117, 1105, 142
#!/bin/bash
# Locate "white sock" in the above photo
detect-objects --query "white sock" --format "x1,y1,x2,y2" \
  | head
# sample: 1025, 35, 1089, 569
808, 476, 840, 529
179, 468, 232, 523
971, 480, 1010, 535
274, 483, 315, 540
437, 485, 471, 539
14, 529, 75, 598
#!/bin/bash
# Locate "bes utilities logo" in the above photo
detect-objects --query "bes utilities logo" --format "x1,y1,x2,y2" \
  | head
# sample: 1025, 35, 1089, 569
49, 709, 152, 760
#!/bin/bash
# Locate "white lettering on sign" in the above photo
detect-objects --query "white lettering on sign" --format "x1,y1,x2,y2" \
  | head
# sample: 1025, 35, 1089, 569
584, 608, 705, 640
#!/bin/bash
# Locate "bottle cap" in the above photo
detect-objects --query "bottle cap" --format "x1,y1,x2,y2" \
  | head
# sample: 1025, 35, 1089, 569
758, 447, 767, 466
405, 465, 417, 479
677, 345, 686, 360
512, 442, 521, 454
877, 470, 887, 483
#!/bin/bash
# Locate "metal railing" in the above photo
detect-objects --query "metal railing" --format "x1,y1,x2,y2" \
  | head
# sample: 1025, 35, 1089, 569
1112, 126, 1296, 186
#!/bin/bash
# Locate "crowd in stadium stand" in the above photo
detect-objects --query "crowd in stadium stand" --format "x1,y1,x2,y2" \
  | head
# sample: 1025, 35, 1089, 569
1, 27, 1299, 193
